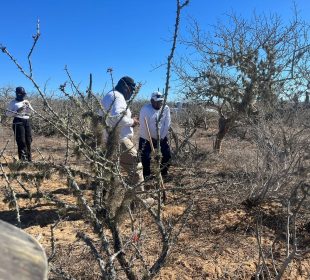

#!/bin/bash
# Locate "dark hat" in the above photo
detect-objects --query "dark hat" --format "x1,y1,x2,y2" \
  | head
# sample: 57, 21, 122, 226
120, 76, 136, 90
16, 87, 26, 95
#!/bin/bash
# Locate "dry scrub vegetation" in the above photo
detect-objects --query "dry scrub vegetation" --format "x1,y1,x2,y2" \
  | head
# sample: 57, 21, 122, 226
1, 0, 310, 279
1, 100, 310, 279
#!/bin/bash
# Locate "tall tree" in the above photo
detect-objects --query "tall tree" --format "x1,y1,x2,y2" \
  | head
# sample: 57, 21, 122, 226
176, 10, 310, 152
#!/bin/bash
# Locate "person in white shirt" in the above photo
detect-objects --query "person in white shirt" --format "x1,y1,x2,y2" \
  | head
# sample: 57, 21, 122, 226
139, 91, 171, 179
101, 76, 143, 187
6, 87, 34, 161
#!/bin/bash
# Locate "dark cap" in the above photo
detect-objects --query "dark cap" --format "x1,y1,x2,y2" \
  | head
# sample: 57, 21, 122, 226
120, 76, 136, 90
16, 87, 26, 95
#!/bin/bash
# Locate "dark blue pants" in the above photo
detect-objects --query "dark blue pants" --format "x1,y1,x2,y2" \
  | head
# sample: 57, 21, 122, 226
12, 118, 32, 161
139, 137, 171, 178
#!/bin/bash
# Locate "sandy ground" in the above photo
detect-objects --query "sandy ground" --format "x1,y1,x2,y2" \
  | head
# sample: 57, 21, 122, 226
0, 124, 310, 280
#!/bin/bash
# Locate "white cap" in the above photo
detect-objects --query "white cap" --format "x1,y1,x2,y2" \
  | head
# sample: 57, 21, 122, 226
151, 91, 164, 101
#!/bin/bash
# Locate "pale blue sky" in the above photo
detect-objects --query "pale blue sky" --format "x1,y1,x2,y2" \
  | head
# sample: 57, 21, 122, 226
0, 0, 309, 100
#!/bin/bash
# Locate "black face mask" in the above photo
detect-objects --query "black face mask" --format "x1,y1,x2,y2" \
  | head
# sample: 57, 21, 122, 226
16, 94, 25, 102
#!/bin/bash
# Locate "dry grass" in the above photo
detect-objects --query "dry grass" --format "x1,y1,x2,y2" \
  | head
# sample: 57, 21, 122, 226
0, 121, 310, 279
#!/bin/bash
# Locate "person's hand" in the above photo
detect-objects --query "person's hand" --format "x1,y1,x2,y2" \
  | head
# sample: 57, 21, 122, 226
132, 117, 140, 127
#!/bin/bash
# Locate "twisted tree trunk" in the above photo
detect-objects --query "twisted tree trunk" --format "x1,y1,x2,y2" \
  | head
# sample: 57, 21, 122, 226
214, 115, 234, 153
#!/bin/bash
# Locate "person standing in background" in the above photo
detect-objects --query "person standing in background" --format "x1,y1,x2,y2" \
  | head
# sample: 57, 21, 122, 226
139, 91, 171, 180
6, 87, 34, 161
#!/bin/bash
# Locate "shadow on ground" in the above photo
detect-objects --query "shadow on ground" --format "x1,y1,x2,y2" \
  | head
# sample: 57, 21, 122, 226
0, 208, 82, 229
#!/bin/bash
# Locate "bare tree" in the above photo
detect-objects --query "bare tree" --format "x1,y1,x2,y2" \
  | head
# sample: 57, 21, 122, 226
175, 8, 310, 152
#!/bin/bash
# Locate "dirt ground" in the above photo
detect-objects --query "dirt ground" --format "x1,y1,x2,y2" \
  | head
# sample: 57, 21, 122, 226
1, 124, 310, 280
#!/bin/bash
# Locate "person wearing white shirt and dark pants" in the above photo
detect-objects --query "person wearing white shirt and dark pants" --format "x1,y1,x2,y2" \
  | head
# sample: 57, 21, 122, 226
139, 91, 171, 180
101, 76, 143, 187
6, 87, 34, 161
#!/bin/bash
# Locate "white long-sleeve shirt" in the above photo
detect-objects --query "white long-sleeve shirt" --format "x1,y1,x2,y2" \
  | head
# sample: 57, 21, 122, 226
100, 90, 134, 140
139, 103, 171, 140
6, 99, 34, 119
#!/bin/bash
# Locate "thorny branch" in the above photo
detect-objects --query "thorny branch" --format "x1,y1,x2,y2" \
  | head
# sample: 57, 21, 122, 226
0, 1, 195, 279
